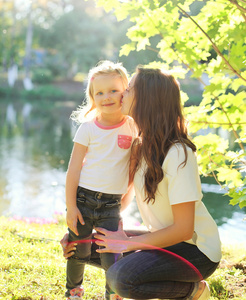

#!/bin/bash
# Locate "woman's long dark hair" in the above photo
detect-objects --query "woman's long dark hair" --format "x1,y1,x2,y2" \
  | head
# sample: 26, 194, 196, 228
131, 68, 196, 204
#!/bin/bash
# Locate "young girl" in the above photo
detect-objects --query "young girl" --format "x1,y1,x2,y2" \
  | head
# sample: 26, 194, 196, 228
65, 61, 137, 300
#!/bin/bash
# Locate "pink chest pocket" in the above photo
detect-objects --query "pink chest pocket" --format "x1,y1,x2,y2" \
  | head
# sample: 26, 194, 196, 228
118, 135, 132, 149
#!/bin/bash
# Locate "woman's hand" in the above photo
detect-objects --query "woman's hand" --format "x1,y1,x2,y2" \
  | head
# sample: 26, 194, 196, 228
60, 232, 77, 259
94, 220, 129, 253
66, 206, 84, 236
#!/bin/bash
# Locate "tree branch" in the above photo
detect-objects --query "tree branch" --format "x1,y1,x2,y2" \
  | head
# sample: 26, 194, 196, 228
229, 0, 246, 12
144, 9, 245, 151
228, 0, 246, 22
200, 149, 229, 192
190, 121, 246, 125
145, 46, 160, 53
213, 97, 244, 151
210, 166, 229, 193
176, 4, 246, 83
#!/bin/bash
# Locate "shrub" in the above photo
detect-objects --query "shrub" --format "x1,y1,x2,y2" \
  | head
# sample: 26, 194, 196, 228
32, 68, 53, 84
0, 86, 19, 98
20, 85, 66, 100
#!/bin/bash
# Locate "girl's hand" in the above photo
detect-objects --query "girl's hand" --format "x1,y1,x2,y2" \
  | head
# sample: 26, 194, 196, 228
66, 206, 84, 236
94, 220, 129, 253
60, 232, 77, 259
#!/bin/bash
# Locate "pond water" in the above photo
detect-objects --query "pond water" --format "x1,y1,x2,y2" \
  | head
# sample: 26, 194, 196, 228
0, 100, 245, 245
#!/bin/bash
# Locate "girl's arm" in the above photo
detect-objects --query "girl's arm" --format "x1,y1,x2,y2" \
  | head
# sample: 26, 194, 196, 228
66, 142, 87, 236
94, 201, 195, 253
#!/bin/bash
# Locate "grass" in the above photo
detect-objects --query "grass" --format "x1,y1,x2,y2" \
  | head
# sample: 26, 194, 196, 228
0, 216, 105, 300
0, 216, 245, 300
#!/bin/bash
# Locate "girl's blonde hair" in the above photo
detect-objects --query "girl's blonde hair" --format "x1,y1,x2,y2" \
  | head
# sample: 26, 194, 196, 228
71, 60, 128, 123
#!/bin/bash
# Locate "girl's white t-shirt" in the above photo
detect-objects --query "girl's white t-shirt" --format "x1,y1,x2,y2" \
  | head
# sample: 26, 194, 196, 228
73, 116, 137, 194
134, 143, 222, 263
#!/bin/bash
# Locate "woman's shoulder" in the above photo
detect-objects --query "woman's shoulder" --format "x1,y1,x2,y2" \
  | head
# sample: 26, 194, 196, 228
163, 143, 198, 174
168, 143, 194, 156
164, 143, 196, 166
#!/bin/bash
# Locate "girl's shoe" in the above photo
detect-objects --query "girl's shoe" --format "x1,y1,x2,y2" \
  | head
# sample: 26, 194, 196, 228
110, 294, 124, 300
67, 286, 84, 300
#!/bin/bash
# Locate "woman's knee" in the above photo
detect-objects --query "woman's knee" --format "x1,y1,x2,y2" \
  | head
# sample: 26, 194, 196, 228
106, 262, 134, 297
101, 252, 122, 271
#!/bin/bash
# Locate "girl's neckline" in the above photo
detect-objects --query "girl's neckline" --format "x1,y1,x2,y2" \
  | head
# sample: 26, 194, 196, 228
94, 116, 128, 130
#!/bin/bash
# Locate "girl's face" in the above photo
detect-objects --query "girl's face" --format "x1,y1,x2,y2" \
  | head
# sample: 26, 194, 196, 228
92, 74, 125, 116
121, 74, 136, 116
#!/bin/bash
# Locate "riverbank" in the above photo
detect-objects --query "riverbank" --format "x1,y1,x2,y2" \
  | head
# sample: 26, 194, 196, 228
0, 75, 84, 102
0, 74, 202, 106
0, 216, 245, 299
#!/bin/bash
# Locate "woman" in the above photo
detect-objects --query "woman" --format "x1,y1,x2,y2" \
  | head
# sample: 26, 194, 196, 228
62, 67, 221, 300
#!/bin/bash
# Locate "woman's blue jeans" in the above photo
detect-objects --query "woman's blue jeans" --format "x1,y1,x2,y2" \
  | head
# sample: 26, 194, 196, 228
66, 186, 122, 299
106, 242, 219, 299
80, 230, 219, 299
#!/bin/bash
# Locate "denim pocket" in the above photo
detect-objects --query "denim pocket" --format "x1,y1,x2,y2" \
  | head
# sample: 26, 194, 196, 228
118, 135, 132, 149
77, 198, 86, 204
105, 200, 121, 208
77, 192, 86, 204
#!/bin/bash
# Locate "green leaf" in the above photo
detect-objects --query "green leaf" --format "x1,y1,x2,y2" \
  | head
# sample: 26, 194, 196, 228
229, 190, 246, 208
230, 78, 246, 92
96, 0, 119, 12
119, 42, 136, 56
136, 37, 150, 51
217, 167, 243, 188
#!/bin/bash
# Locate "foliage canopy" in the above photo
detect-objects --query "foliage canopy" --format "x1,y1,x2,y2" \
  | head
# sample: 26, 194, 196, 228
95, 0, 246, 208
0, 0, 161, 76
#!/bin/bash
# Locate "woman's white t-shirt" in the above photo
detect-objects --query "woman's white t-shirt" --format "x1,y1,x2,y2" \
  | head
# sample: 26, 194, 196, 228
134, 143, 222, 262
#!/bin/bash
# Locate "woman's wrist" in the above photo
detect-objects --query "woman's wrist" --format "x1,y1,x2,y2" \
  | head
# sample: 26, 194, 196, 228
125, 236, 138, 252
118, 236, 133, 253
125, 235, 156, 252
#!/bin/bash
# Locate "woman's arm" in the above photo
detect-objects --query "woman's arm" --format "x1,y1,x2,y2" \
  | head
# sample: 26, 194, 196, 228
66, 142, 87, 235
120, 183, 135, 212
120, 142, 138, 211
128, 143, 139, 185
95, 201, 195, 253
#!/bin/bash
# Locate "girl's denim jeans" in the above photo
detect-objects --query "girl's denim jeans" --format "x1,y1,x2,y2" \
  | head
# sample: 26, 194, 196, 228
66, 186, 122, 300
78, 229, 220, 300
